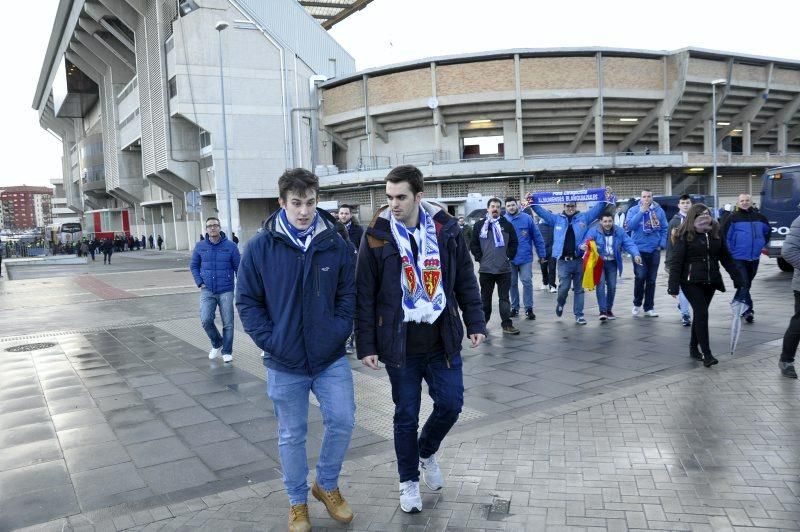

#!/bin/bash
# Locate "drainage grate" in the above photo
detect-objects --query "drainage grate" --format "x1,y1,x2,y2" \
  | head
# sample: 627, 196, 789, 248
6, 342, 57, 352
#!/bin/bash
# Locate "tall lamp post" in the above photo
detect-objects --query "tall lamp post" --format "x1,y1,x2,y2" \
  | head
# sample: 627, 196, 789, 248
711, 78, 727, 219
215, 20, 233, 235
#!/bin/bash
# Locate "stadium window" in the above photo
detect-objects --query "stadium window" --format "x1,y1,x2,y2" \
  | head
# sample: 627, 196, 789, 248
199, 131, 211, 148
168, 76, 177, 99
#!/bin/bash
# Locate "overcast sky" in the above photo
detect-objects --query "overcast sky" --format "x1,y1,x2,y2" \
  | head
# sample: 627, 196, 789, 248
3, 0, 798, 188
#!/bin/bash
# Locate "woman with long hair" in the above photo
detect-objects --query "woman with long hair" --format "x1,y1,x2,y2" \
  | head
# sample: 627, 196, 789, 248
667, 204, 742, 367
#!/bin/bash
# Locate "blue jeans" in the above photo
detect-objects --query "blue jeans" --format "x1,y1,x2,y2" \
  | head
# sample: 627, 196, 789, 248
732, 259, 757, 312
678, 289, 690, 316
510, 261, 534, 311
557, 259, 584, 317
633, 250, 660, 311
595, 260, 618, 313
267, 356, 355, 505
385, 352, 464, 483
200, 289, 235, 355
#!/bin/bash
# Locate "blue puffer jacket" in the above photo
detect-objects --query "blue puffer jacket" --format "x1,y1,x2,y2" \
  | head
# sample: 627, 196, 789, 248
356, 202, 485, 368
721, 208, 771, 261
625, 201, 668, 253
531, 201, 608, 259
236, 209, 356, 376
190, 232, 241, 294
504, 211, 546, 265
584, 225, 640, 275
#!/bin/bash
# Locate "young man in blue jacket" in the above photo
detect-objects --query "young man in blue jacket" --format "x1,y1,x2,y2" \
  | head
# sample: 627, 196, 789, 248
190, 217, 241, 363
356, 165, 485, 514
721, 193, 770, 322
236, 169, 356, 532
531, 192, 611, 325
625, 189, 668, 317
582, 213, 641, 320
504, 197, 546, 320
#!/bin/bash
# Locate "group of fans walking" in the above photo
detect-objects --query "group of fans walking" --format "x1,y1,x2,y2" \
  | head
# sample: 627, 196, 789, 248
187, 164, 795, 532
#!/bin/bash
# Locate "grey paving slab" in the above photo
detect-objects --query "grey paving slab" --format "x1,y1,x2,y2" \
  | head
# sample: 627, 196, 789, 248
63, 440, 132, 473
127, 437, 194, 468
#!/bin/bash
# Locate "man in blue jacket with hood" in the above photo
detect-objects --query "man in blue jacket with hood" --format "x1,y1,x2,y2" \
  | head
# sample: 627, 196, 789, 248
721, 193, 770, 322
531, 191, 611, 325
190, 217, 241, 363
236, 169, 356, 532
625, 189, 668, 317
504, 197, 546, 320
356, 165, 485, 515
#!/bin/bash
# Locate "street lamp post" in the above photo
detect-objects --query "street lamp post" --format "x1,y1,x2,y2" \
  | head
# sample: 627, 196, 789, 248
711, 78, 726, 219
215, 20, 233, 235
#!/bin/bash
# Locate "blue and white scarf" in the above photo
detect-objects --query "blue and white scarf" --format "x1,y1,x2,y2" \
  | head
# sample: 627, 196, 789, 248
639, 203, 661, 235
277, 209, 318, 252
389, 206, 446, 323
480, 214, 505, 247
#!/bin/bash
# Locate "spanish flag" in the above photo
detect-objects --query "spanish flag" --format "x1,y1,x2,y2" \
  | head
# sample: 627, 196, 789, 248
582, 239, 604, 291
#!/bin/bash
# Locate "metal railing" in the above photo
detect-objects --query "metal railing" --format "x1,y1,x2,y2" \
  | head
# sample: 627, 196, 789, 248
402, 150, 452, 165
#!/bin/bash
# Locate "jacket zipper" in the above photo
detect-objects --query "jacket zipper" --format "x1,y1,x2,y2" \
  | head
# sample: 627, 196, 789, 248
705, 233, 711, 282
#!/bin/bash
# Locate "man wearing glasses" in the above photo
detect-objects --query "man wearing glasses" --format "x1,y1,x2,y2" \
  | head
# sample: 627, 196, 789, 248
190, 217, 241, 363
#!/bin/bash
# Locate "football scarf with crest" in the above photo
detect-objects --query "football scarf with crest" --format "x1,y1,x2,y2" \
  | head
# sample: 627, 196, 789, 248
389, 206, 446, 324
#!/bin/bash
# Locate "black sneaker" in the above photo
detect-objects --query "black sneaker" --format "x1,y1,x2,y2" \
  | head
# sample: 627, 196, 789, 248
556, 305, 564, 317
744, 311, 754, 324
690, 346, 703, 360
525, 309, 535, 320
509, 309, 519, 318
780, 362, 797, 378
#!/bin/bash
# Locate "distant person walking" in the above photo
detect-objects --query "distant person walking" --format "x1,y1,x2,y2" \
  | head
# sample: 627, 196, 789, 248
148, 235, 154, 249
101, 238, 113, 265
157, 235, 164, 251
190, 217, 241, 364
337, 204, 363, 249
778, 213, 800, 379
231, 232, 239, 245
141, 235, 147, 249
626, 189, 668, 317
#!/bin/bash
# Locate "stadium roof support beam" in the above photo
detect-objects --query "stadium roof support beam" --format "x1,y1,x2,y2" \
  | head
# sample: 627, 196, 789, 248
717, 63, 773, 141
773, 122, 800, 153
670, 58, 734, 148
568, 100, 598, 153
617, 105, 659, 153
753, 93, 800, 144
74, 29, 133, 77
99, 0, 142, 27
319, 0, 373, 29
371, 117, 388, 143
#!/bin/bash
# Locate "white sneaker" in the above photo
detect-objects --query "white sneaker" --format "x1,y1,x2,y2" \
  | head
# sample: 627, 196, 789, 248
222, 354, 233, 363
208, 347, 221, 360
420, 454, 443, 490
632, 306, 641, 316
645, 309, 659, 317
399, 480, 422, 513
549, 286, 557, 293
540, 283, 548, 291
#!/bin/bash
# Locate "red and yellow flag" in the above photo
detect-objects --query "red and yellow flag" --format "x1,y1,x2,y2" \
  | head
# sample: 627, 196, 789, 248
581, 239, 604, 291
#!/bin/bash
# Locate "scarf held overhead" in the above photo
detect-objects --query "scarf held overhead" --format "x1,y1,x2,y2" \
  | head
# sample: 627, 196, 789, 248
389, 207, 446, 324
582, 239, 604, 291
479, 214, 505, 247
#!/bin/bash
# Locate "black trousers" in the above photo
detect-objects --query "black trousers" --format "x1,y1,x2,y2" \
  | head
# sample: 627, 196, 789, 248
680, 283, 716, 354
479, 272, 512, 328
781, 291, 800, 363
540, 257, 557, 287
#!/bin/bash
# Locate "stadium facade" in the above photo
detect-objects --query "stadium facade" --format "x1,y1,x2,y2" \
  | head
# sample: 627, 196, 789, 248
34, 1, 800, 248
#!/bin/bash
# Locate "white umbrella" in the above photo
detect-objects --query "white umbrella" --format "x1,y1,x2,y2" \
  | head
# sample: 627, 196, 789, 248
729, 298, 749, 355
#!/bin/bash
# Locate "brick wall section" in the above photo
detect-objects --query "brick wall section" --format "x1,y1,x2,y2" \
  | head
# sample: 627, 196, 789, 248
604, 57, 663, 90
519, 57, 597, 90
368, 68, 431, 107
665, 56, 680, 87
437, 60, 515, 96
323, 79, 364, 116
774, 68, 800, 86
732, 63, 768, 84
687, 58, 728, 79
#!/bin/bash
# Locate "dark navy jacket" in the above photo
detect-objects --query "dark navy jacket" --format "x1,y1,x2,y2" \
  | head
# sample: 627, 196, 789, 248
346, 222, 364, 251
236, 209, 356, 376
190, 232, 241, 294
721, 208, 771, 261
355, 203, 485, 368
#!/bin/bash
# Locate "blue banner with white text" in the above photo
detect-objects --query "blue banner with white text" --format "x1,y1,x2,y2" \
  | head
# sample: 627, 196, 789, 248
524, 187, 615, 206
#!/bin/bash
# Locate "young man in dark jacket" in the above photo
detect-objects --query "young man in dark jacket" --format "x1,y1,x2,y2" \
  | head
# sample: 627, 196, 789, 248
190, 217, 241, 363
337, 204, 364, 250
236, 169, 356, 531
721, 193, 770, 322
356, 165, 485, 514
470, 198, 520, 334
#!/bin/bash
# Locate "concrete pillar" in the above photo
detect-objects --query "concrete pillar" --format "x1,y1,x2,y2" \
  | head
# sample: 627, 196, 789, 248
777, 123, 788, 155
503, 120, 519, 159
658, 116, 670, 154
742, 121, 752, 156
514, 54, 524, 159
664, 172, 672, 195
594, 113, 604, 155
703, 120, 713, 154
